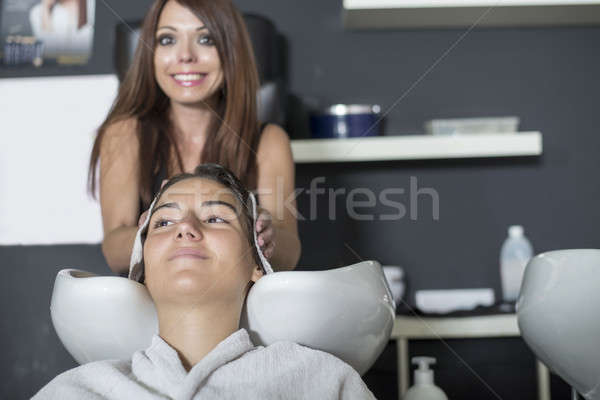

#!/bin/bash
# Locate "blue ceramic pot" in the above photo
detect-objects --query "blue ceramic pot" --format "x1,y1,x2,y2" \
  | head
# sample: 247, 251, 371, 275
310, 104, 381, 139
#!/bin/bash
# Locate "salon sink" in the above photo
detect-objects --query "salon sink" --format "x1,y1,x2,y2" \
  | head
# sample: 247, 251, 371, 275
517, 249, 600, 399
241, 260, 395, 374
50, 270, 159, 363
50, 260, 395, 375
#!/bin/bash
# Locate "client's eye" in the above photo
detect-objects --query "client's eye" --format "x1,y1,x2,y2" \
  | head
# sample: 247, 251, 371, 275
153, 218, 173, 229
206, 215, 227, 224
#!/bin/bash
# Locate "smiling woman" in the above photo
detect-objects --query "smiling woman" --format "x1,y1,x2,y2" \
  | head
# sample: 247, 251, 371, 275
153, 2, 224, 106
88, 0, 300, 276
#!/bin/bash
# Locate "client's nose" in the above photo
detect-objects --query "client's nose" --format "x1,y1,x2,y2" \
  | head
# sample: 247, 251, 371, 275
175, 219, 203, 241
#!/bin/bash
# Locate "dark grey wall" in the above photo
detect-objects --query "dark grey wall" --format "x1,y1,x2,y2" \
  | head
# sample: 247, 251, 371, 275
2, 0, 598, 398
0, 245, 109, 399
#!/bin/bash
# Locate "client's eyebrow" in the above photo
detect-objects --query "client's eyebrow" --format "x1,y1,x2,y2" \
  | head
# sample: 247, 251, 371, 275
152, 200, 237, 216
151, 202, 180, 216
201, 200, 237, 213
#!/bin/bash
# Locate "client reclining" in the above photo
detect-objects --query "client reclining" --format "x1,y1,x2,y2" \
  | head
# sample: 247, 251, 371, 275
33, 163, 375, 399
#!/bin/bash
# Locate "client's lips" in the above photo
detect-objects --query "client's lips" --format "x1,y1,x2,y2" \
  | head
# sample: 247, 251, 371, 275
169, 247, 209, 261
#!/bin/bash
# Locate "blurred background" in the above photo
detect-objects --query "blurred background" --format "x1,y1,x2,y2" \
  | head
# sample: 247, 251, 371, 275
1, 0, 599, 398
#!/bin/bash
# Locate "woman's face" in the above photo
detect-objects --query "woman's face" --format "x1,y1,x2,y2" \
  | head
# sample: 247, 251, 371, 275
153, 1, 224, 106
143, 177, 262, 305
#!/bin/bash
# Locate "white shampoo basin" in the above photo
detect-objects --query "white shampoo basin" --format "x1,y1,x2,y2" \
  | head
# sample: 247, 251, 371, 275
517, 249, 600, 399
50, 260, 395, 375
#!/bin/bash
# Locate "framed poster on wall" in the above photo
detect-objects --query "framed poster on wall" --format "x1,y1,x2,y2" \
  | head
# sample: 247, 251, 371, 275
0, 0, 95, 67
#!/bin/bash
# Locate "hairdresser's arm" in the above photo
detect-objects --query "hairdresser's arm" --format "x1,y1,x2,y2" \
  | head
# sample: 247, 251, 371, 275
98, 118, 141, 275
256, 124, 301, 271
41, 0, 57, 32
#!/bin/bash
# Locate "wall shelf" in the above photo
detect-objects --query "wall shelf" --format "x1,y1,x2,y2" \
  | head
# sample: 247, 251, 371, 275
291, 132, 542, 163
343, 0, 600, 29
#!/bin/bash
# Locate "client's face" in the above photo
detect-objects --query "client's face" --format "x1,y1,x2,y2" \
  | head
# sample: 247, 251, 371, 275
143, 177, 261, 306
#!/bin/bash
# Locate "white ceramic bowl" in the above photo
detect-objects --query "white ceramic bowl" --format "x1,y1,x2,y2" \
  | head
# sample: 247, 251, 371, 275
51, 260, 395, 375
242, 260, 396, 375
50, 269, 159, 364
517, 249, 600, 399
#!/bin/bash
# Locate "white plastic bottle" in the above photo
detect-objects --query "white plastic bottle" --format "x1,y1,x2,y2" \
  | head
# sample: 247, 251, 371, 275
403, 357, 448, 400
500, 225, 534, 302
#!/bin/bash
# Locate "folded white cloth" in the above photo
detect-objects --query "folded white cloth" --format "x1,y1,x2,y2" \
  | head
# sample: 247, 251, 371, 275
248, 192, 274, 274
415, 288, 495, 314
32, 328, 375, 400
128, 196, 158, 282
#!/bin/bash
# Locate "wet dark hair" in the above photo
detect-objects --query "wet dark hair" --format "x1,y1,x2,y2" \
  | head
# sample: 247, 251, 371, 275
137, 163, 261, 283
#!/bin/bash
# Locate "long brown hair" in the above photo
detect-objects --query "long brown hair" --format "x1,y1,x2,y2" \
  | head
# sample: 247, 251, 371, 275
77, 0, 87, 29
88, 0, 261, 209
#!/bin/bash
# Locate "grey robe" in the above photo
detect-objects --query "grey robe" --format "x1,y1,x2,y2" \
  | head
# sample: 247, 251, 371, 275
32, 328, 376, 399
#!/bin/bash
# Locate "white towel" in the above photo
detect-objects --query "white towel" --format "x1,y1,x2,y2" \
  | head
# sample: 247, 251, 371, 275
32, 328, 376, 399
248, 191, 274, 274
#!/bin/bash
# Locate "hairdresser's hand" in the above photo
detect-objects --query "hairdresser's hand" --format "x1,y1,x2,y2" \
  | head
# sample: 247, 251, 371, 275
42, 0, 57, 10
256, 207, 275, 259
137, 210, 149, 229
137, 179, 168, 229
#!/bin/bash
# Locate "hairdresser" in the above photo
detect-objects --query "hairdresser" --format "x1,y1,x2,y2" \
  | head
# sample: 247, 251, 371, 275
87, 0, 300, 275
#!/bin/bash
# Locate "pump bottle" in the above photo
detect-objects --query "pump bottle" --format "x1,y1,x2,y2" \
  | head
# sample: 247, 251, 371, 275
403, 357, 448, 400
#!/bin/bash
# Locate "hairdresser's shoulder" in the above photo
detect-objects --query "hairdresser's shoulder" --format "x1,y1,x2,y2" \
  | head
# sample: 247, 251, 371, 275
257, 124, 291, 155
100, 117, 140, 157
103, 117, 139, 141
31, 359, 133, 400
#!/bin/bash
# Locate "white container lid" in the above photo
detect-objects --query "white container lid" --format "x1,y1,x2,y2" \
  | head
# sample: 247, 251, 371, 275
509, 225, 524, 237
